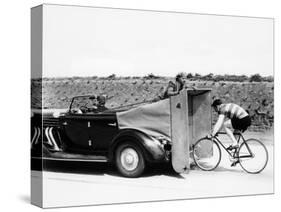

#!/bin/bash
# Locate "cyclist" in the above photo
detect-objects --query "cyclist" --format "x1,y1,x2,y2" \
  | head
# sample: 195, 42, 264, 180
209, 99, 252, 165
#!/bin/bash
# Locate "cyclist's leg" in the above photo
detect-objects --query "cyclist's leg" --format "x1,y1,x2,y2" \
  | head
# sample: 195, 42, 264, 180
224, 120, 242, 166
233, 129, 241, 141
223, 120, 238, 147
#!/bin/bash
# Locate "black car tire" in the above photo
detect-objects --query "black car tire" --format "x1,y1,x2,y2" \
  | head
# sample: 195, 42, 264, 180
115, 142, 145, 178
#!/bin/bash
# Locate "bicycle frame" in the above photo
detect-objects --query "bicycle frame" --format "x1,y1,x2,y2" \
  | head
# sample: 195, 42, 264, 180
212, 132, 253, 159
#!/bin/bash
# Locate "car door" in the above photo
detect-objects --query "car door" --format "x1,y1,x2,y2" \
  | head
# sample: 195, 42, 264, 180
87, 114, 119, 151
62, 114, 90, 149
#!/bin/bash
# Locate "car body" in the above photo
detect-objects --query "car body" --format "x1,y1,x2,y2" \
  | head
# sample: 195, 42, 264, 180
31, 95, 171, 177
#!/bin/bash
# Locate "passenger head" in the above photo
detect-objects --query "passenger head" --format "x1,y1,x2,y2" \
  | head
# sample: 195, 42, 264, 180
175, 73, 185, 89
97, 95, 106, 106
211, 99, 222, 112
176, 73, 184, 82
89, 95, 97, 106
168, 81, 174, 86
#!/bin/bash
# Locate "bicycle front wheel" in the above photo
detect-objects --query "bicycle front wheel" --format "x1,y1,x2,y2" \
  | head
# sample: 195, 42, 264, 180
192, 138, 221, 171
238, 139, 268, 174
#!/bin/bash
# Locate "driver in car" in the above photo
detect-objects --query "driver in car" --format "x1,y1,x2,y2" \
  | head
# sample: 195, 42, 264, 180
83, 96, 98, 113
74, 96, 98, 114
96, 95, 108, 112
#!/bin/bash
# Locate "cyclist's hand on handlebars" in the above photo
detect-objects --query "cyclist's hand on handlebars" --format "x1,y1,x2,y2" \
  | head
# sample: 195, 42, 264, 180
207, 133, 218, 139
206, 134, 213, 139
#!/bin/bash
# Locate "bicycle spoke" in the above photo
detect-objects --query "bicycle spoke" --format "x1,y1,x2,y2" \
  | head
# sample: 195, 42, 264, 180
238, 139, 268, 174
192, 138, 221, 171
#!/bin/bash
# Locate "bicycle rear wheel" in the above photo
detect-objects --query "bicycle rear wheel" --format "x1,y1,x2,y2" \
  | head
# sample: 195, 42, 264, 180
192, 138, 221, 171
238, 139, 268, 174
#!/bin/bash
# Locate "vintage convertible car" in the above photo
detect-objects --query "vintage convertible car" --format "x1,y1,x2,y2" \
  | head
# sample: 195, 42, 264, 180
31, 95, 171, 178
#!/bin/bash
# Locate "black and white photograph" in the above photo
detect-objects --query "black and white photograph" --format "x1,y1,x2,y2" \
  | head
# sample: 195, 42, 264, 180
31, 4, 274, 208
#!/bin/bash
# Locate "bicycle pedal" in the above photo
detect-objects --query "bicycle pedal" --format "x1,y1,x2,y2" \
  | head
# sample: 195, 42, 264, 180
231, 160, 239, 167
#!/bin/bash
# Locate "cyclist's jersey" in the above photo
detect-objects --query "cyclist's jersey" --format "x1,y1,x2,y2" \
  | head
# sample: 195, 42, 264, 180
218, 103, 248, 119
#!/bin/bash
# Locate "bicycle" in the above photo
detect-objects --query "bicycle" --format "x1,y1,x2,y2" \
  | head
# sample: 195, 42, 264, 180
192, 131, 268, 174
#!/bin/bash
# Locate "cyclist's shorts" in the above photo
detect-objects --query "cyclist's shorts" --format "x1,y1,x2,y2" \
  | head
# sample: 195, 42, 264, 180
231, 115, 251, 132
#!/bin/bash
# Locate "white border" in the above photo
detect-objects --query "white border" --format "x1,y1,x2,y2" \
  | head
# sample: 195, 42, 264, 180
0, 0, 279, 212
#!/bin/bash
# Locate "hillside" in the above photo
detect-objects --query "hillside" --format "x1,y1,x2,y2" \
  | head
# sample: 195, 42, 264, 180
31, 77, 274, 131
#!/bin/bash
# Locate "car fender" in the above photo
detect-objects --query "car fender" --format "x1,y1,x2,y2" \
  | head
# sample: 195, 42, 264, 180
109, 129, 166, 162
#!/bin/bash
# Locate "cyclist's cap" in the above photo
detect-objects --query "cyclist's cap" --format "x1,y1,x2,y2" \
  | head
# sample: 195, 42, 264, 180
212, 99, 222, 107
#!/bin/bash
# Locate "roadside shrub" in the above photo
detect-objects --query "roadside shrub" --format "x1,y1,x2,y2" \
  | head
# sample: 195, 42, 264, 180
186, 73, 193, 79
264, 76, 274, 82
249, 74, 262, 82
194, 73, 202, 80
202, 73, 214, 81
132, 76, 141, 79
144, 73, 161, 79
106, 74, 116, 80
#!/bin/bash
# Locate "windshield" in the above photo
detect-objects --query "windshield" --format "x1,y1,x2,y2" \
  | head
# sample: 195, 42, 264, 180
69, 96, 97, 113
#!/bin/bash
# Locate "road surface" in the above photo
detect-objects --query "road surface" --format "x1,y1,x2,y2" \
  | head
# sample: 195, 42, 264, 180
31, 131, 274, 208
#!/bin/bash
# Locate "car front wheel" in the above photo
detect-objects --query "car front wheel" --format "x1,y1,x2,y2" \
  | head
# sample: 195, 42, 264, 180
115, 142, 145, 178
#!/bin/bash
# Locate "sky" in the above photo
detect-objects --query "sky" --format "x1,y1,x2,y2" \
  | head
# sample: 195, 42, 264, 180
37, 4, 273, 78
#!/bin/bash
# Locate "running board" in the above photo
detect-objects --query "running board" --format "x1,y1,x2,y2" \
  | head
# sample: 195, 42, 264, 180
32, 152, 108, 162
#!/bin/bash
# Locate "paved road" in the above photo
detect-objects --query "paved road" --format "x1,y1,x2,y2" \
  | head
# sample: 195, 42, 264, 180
32, 131, 274, 208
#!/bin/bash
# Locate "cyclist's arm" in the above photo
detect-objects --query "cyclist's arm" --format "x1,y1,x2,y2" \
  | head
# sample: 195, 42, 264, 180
212, 114, 225, 136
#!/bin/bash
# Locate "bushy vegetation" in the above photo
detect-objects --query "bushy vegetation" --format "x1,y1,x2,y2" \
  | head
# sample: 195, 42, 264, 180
31, 74, 274, 131
143, 73, 163, 80
183, 73, 273, 82
37, 73, 273, 83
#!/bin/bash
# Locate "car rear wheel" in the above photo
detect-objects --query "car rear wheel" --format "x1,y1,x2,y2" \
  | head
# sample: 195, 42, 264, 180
115, 142, 145, 178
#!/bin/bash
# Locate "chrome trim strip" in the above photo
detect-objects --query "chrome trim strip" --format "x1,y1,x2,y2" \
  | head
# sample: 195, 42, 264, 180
31, 127, 41, 148
49, 127, 60, 151
45, 127, 52, 146
31, 157, 108, 162
35, 127, 41, 145
31, 127, 37, 145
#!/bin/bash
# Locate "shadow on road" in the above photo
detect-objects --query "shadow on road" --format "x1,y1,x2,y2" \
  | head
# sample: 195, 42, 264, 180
42, 160, 113, 176
213, 166, 244, 173
144, 163, 185, 179
32, 158, 247, 178
31, 158, 183, 178
189, 163, 244, 173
